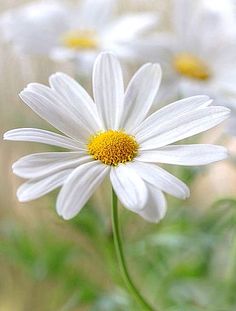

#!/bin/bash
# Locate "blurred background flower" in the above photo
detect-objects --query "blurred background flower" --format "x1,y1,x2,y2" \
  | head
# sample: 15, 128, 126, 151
131, 0, 236, 106
0, 0, 157, 77
1, 1, 236, 311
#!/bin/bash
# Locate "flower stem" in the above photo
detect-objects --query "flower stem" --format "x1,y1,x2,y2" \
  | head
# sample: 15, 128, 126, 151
111, 188, 155, 311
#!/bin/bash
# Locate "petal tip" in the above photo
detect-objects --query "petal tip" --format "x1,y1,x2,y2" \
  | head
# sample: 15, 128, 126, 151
218, 147, 229, 160
16, 191, 27, 203
153, 63, 161, 70
96, 51, 118, 63
19, 89, 27, 100
50, 71, 65, 80
182, 186, 190, 200
3, 132, 8, 140
59, 210, 75, 220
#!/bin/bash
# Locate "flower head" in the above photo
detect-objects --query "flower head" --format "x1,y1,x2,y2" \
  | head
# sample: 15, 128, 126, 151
88, 130, 139, 166
4, 52, 230, 222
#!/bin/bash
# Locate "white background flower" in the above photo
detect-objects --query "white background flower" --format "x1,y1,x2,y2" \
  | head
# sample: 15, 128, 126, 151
131, 0, 236, 104
4, 52, 230, 222
0, 0, 157, 74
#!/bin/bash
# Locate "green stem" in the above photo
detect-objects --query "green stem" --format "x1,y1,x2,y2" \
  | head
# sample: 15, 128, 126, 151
111, 188, 155, 311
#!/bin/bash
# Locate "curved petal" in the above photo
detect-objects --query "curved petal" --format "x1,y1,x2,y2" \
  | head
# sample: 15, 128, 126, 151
57, 161, 109, 220
49, 73, 102, 133
20, 85, 91, 141
93, 52, 124, 130
133, 95, 211, 136
110, 164, 148, 212
121, 63, 162, 132
130, 161, 189, 199
137, 106, 230, 149
138, 185, 167, 223
3, 128, 85, 150
137, 144, 228, 166
17, 169, 73, 202
13, 152, 91, 179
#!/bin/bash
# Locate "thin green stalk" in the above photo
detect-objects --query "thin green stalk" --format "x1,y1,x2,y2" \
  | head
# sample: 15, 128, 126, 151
111, 188, 155, 311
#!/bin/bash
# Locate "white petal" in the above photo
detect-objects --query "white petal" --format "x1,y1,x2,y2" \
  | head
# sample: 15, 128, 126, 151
130, 161, 189, 199
3, 128, 84, 150
125, 33, 176, 65
78, 0, 115, 29
20, 85, 91, 141
138, 185, 167, 223
173, 0, 197, 43
137, 106, 230, 149
13, 152, 91, 179
49, 73, 102, 133
121, 63, 162, 132
103, 13, 158, 42
110, 164, 148, 212
137, 144, 228, 165
57, 161, 109, 220
17, 169, 72, 202
133, 95, 211, 136
93, 52, 124, 129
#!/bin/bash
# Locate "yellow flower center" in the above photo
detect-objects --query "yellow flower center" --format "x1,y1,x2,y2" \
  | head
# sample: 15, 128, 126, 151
62, 30, 98, 50
88, 130, 139, 166
173, 53, 210, 80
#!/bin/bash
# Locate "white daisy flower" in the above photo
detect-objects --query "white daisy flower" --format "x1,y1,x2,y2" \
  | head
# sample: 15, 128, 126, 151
4, 52, 230, 222
131, 0, 236, 101
0, 0, 157, 74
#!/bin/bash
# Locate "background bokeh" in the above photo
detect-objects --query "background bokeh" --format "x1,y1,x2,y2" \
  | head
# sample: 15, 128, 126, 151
1, 1, 236, 310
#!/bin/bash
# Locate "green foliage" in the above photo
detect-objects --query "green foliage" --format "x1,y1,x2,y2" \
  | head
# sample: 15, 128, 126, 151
1, 196, 236, 310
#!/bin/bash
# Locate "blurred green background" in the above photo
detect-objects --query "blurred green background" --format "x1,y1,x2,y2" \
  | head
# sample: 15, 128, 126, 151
1, 1, 236, 310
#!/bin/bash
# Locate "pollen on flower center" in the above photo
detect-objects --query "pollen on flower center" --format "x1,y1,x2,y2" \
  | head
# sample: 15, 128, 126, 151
62, 30, 98, 50
87, 130, 139, 166
173, 53, 210, 80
